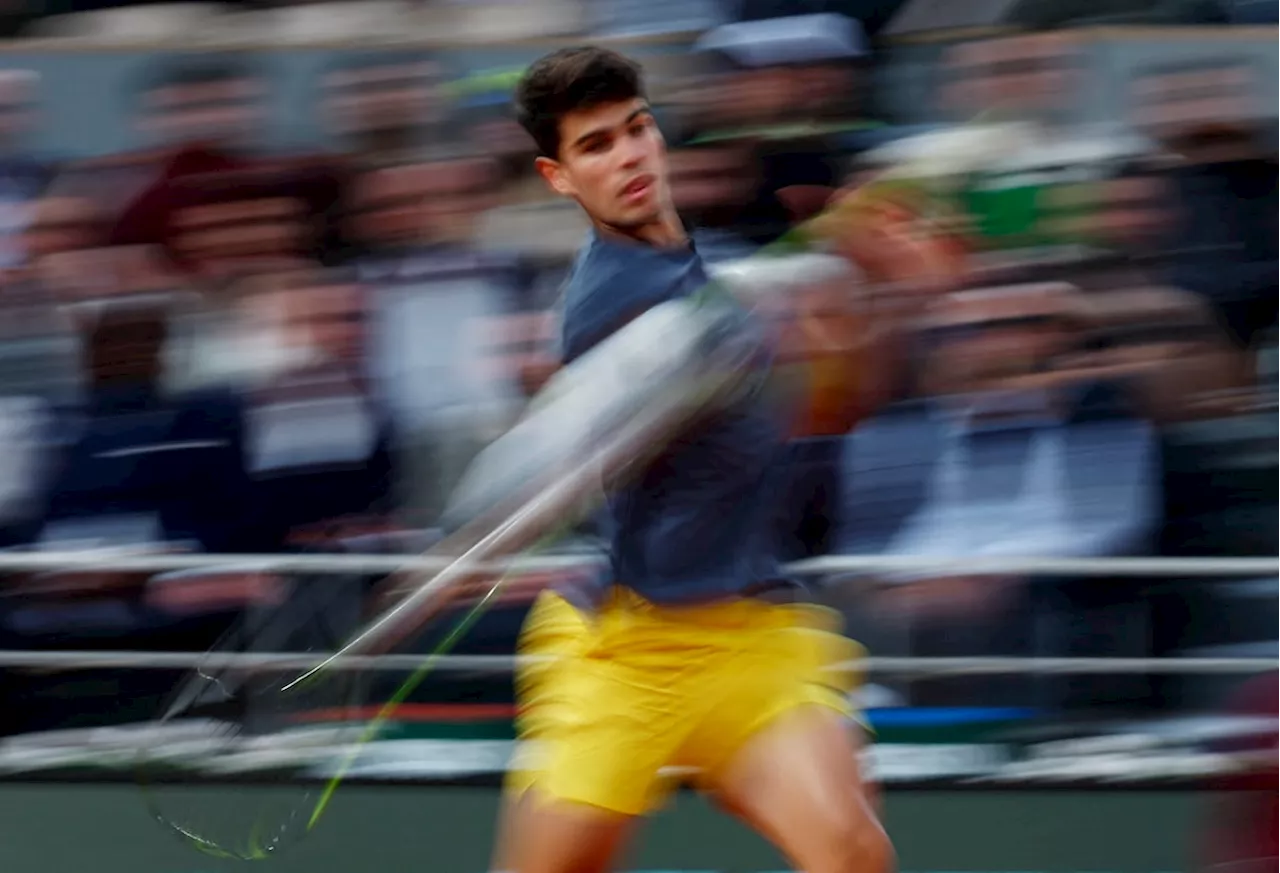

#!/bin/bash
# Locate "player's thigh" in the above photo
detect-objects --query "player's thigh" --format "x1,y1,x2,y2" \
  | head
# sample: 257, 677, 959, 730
710, 705, 892, 873
501, 790, 636, 873
529, 596, 699, 817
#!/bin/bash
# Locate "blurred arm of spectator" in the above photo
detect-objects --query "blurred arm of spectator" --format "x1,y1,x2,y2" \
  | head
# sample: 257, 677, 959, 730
1066, 286, 1256, 421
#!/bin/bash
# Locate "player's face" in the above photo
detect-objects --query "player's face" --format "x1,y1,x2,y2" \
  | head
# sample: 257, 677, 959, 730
536, 98, 669, 231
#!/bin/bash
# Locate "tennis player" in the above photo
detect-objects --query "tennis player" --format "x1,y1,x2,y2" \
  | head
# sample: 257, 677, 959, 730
491, 46, 901, 873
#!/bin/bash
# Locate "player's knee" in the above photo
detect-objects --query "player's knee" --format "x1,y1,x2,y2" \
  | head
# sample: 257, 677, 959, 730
817, 812, 894, 873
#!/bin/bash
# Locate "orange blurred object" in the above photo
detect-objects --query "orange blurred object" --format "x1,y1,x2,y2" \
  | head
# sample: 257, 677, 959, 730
786, 287, 885, 438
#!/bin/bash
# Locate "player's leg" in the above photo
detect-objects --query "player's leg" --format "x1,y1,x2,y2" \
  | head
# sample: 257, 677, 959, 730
711, 704, 892, 873
494, 590, 680, 873
503, 795, 636, 873
492, 589, 620, 873
492, 786, 634, 873
683, 603, 889, 873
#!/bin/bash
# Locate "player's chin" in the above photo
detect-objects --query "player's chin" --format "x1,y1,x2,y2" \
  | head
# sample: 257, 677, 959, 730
610, 203, 662, 229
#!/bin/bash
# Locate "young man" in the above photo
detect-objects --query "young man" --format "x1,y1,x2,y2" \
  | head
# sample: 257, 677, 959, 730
492, 46, 897, 873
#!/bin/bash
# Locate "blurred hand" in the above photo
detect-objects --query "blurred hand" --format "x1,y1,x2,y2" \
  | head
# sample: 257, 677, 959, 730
815, 184, 968, 295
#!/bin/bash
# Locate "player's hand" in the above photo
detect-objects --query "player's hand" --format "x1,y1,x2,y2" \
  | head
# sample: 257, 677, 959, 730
812, 182, 968, 294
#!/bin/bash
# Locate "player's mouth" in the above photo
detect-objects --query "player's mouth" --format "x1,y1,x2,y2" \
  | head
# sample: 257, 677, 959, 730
620, 175, 655, 205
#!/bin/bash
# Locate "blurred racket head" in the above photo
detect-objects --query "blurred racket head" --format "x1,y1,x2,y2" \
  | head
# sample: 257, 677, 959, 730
135, 572, 375, 860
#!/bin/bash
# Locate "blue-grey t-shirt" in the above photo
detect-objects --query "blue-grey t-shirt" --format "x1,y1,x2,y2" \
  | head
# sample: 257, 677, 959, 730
559, 230, 793, 604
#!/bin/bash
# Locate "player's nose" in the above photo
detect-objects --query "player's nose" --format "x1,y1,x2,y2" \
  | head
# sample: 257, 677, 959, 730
617, 135, 646, 169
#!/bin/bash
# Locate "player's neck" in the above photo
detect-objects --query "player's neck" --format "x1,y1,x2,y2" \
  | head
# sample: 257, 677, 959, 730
594, 210, 688, 250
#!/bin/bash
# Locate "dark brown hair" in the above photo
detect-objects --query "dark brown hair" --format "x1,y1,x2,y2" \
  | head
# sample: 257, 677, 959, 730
513, 46, 646, 159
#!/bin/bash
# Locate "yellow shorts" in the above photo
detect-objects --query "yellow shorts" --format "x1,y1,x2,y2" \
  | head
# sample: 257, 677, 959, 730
504, 587, 864, 816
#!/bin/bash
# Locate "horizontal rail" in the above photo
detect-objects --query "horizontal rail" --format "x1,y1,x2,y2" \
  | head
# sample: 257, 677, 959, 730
0, 551, 1275, 577
0, 650, 1273, 675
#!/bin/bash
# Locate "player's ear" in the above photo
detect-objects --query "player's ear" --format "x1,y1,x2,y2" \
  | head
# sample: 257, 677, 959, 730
535, 156, 575, 198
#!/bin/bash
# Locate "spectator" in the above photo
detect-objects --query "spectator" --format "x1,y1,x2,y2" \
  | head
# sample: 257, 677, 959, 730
0, 70, 51, 272
352, 158, 527, 524
40, 300, 254, 553
668, 138, 761, 261
239, 266, 397, 548
321, 51, 439, 168
159, 166, 342, 281
77, 55, 267, 249
1132, 59, 1279, 356
0, 195, 105, 407
838, 282, 1159, 707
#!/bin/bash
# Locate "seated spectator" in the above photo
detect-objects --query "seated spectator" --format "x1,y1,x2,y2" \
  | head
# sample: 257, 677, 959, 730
350, 160, 527, 524
239, 266, 397, 548
40, 300, 254, 553
0, 69, 53, 272
837, 282, 1159, 709
76, 54, 266, 248
1131, 59, 1278, 354
320, 51, 439, 169
844, 282, 1157, 563
3, 297, 264, 734
668, 139, 761, 263
148, 164, 343, 283
0, 195, 105, 408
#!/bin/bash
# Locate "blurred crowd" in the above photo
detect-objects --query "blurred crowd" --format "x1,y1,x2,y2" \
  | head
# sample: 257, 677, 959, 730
0, 6, 1276, 737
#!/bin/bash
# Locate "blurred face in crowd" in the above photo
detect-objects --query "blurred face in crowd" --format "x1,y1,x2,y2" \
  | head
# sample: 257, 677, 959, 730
926, 285, 1078, 396
1078, 288, 1247, 421
20, 197, 118, 304
23, 197, 103, 262
140, 72, 264, 150
1095, 174, 1173, 254
1131, 63, 1263, 160
469, 114, 536, 184
280, 271, 365, 365
0, 71, 36, 149
325, 59, 434, 148
349, 157, 495, 250
946, 34, 1078, 121
800, 62, 862, 119
537, 97, 672, 233
349, 163, 432, 250
171, 196, 308, 278
735, 67, 796, 124
420, 158, 497, 244
668, 144, 756, 225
